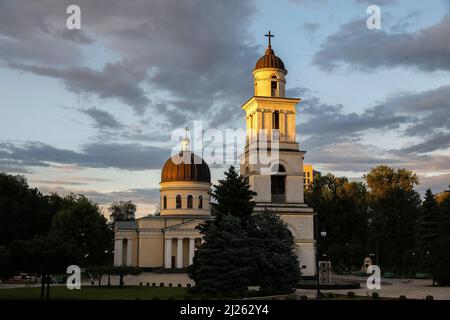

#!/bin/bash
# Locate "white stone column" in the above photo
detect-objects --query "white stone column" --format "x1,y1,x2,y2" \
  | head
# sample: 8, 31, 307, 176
114, 239, 122, 266
176, 238, 183, 268
126, 239, 132, 266
188, 238, 196, 265
164, 238, 172, 269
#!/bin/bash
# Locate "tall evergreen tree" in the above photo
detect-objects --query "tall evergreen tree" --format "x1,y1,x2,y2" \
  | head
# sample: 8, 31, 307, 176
246, 211, 301, 295
416, 189, 441, 269
189, 166, 301, 297
210, 166, 256, 219
188, 214, 251, 297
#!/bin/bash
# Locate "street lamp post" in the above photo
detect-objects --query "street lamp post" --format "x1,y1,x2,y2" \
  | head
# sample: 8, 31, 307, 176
315, 213, 327, 299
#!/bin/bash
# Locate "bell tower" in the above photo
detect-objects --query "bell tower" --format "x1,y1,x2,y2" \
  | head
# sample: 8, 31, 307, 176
240, 32, 316, 276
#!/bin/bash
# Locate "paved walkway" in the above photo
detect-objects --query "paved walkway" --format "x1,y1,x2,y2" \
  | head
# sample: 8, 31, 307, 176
295, 275, 450, 300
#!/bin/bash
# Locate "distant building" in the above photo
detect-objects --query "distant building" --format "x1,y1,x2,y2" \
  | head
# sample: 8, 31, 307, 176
303, 164, 321, 189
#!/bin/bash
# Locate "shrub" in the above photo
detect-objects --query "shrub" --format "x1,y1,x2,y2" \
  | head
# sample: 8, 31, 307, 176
160, 282, 164, 287
426, 295, 434, 300
347, 291, 355, 298
168, 296, 175, 300
139, 282, 143, 286
152, 283, 156, 287
146, 282, 149, 287
326, 292, 334, 299
372, 292, 379, 299
169, 283, 172, 287
184, 295, 192, 300
152, 297, 160, 300
187, 283, 191, 288
300, 295, 308, 300
399, 295, 407, 300
178, 283, 182, 287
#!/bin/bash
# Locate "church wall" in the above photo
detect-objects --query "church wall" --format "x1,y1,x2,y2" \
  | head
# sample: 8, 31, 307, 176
249, 175, 271, 202
183, 238, 189, 268
138, 236, 164, 268
296, 242, 315, 277
281, 214, 314, 240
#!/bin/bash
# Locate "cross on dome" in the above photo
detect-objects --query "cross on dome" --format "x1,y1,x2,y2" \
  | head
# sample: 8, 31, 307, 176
265, 31, 274, 47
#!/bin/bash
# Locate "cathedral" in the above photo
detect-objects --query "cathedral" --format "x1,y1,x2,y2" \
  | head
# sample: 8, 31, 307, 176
114, 33, 316, 277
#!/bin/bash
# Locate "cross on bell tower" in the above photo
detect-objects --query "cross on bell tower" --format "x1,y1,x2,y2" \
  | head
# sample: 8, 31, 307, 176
265, 31, 274, 47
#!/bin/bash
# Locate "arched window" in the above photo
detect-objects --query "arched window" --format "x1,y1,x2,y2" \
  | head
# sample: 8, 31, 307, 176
176, 195, 182, 209
198, 195, 203, 209
271, 76, 277, 96
187, 195, 193, 209
163, 195, 167, 209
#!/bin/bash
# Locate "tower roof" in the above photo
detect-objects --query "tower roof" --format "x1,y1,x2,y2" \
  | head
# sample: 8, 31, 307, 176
254, 31, 286, 71
254, 46, 286, 71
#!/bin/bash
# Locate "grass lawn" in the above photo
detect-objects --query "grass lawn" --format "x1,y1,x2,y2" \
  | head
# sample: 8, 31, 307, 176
0, 286, 188, 300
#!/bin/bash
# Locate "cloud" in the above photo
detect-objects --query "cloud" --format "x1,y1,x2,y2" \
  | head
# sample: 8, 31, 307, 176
303, 22, 320, 34
1, 0, 260, 125
79, 107, 123, 130
416, 173, 450, 195
313, 13, 450, 72
0, 141, 170, 171
401, 133, 450, 154
9, 61, 150, 115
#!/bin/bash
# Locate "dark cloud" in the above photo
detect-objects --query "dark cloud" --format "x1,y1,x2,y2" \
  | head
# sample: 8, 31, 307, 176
313, 13, 450, 72
298, 96, 408, 150
79, 107, 123, 130
0, 141, 169, 171
298, 83, 450, 174
401, 133, 450, 154
1, 0, 260, 125
299, 84, 450, 154
9, 61, 149, 115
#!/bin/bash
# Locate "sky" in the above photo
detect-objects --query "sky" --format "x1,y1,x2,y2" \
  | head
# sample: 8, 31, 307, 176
1, 0, 450, 217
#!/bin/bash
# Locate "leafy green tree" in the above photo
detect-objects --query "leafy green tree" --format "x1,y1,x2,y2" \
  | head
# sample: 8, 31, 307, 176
108, 200, 136, 226
305, 174, 368, 271
210, 166, 256, 219
188, 214, 251, 297
246, 211, 300, 295
365, 165, 421, 270
49, 194, 113, 266
0, 245, 13, 280
10, 234, 81, 299
0, 173, 56, 246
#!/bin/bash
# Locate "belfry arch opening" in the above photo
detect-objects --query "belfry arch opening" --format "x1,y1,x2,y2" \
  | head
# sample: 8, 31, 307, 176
271, 164, 286, 203
271, 75, 277, 97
